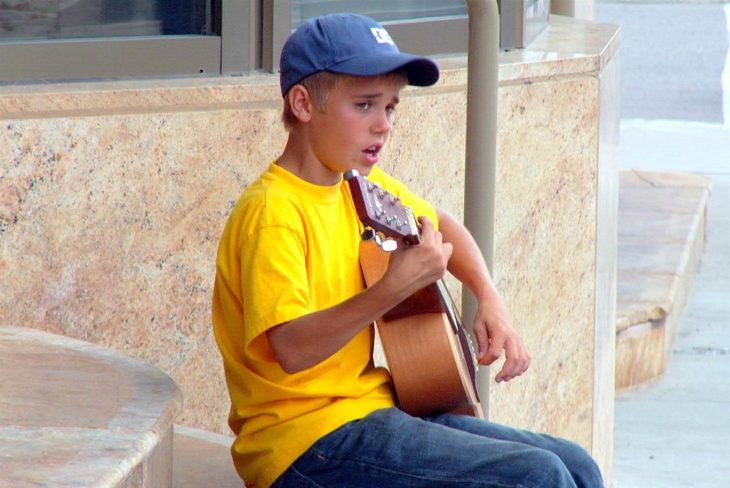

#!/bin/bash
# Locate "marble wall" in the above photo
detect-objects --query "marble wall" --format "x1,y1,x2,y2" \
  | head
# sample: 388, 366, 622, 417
0, 15, 619, 479
0, 78, 285, 433
490, 74, 600, 445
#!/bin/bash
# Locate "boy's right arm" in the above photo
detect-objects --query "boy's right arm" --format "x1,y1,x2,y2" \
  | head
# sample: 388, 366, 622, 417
268, 217, 451, 374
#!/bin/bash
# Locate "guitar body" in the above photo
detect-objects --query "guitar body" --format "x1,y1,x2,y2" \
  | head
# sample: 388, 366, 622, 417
360, 239, 484, 418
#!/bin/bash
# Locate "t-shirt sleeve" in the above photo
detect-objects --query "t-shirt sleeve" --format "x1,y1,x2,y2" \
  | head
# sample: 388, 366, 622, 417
241, 224, 311, 362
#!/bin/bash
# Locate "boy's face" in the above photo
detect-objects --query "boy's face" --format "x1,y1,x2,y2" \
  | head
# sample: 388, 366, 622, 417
308, 75, 404, 180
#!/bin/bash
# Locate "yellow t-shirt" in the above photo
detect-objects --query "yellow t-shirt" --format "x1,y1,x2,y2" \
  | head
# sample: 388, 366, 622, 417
212, 163, 437, 488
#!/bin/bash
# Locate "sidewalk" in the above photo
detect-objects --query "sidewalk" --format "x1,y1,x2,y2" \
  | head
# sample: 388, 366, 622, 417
612, 119, 730, 488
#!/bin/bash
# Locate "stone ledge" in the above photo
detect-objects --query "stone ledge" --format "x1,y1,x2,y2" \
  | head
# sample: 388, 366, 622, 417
172, 425, 241, 488
0, 326, 182, 487
616, 169, 711, 391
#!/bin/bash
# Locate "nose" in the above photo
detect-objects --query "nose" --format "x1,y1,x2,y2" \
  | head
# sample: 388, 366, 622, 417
372, 109, 392, 135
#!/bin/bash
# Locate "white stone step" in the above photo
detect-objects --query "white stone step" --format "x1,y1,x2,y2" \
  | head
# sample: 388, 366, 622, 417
173, 425, 242, 488
0, 326, 182, 487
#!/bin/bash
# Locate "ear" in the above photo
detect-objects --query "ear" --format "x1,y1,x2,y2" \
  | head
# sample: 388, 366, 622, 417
287, 85, 314, 124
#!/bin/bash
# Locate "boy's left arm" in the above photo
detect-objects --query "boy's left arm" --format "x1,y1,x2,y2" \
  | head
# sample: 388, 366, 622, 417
437, 209, 531, 383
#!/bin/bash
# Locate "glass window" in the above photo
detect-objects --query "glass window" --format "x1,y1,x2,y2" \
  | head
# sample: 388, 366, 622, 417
277, 0, 468, 61
0, 0, 226, 83
0, 1, 469, 84
0, 0, 214, 42
291, 1, 467, 26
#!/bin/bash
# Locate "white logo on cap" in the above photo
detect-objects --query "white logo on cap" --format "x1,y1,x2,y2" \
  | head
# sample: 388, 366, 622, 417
371, 27, 395, 45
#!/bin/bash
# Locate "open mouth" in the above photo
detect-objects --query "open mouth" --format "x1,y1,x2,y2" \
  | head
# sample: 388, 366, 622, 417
363, 145, 382, 163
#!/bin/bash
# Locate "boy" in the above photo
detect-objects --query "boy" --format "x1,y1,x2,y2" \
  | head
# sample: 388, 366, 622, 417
213, 13, 604, 488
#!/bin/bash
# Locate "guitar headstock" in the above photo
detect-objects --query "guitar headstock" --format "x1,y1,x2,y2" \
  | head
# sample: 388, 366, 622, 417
344, 170, 421, 246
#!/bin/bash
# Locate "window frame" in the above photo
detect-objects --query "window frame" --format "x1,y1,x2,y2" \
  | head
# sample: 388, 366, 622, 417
0, 0, 262, 84
0, 36, 222, 83
0, 0, 467, 84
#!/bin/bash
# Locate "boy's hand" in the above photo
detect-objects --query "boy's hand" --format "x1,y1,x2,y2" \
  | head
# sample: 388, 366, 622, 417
473, 297, 531, 382
382, 216, 453, 298
430, 208, 530, 384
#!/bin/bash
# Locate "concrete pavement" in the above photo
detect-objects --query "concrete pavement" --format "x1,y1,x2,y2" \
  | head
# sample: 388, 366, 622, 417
595, 2, 729, 123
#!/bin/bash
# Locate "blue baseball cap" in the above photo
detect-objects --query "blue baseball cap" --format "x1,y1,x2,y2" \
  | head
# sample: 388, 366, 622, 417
280, 13, 440, 96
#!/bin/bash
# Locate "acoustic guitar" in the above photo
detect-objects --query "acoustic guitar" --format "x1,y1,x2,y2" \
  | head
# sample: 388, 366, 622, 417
345, 170, 484, 418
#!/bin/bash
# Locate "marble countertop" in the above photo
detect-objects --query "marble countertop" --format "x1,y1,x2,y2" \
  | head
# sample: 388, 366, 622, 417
438, 15, 621, 83
0, 326, 182, 487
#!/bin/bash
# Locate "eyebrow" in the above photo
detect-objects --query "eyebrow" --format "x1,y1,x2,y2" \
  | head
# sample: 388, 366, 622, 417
356, 92, 401, 104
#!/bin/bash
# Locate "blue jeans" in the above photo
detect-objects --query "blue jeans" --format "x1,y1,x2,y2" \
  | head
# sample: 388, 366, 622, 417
271, 408, 604, 487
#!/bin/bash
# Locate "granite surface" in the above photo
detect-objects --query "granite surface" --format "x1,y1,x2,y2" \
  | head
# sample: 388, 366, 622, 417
0, 108, 283, 431
591, 47, 621, 479
488, 74, 599, 448
0, 15, 620, 478
0, 326, 181, 487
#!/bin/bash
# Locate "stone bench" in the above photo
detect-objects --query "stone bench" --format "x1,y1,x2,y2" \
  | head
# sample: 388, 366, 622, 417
616, 170, 712, 391
0, 326, 182, 487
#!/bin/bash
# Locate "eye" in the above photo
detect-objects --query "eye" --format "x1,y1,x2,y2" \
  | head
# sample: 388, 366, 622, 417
357, 102, 371, 110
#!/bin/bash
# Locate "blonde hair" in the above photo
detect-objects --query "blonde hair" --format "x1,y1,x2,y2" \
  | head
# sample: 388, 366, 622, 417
281, 70, 408, 131
281, 71, 338, 131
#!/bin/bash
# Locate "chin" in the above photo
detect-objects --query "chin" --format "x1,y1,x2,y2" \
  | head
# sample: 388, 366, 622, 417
351, 163, 376, 177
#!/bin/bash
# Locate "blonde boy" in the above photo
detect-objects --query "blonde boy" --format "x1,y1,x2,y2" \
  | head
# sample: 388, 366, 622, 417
213, 13, 603, 488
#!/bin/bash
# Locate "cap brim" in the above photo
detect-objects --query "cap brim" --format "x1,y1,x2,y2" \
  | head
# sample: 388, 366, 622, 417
328, 52, 440, 87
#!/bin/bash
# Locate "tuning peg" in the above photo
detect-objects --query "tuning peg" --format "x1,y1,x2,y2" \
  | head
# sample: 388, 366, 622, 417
361, 228, 376, 241
380, 239, 398, 252
362, 229, 397, 252
370, 233, 396, 252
